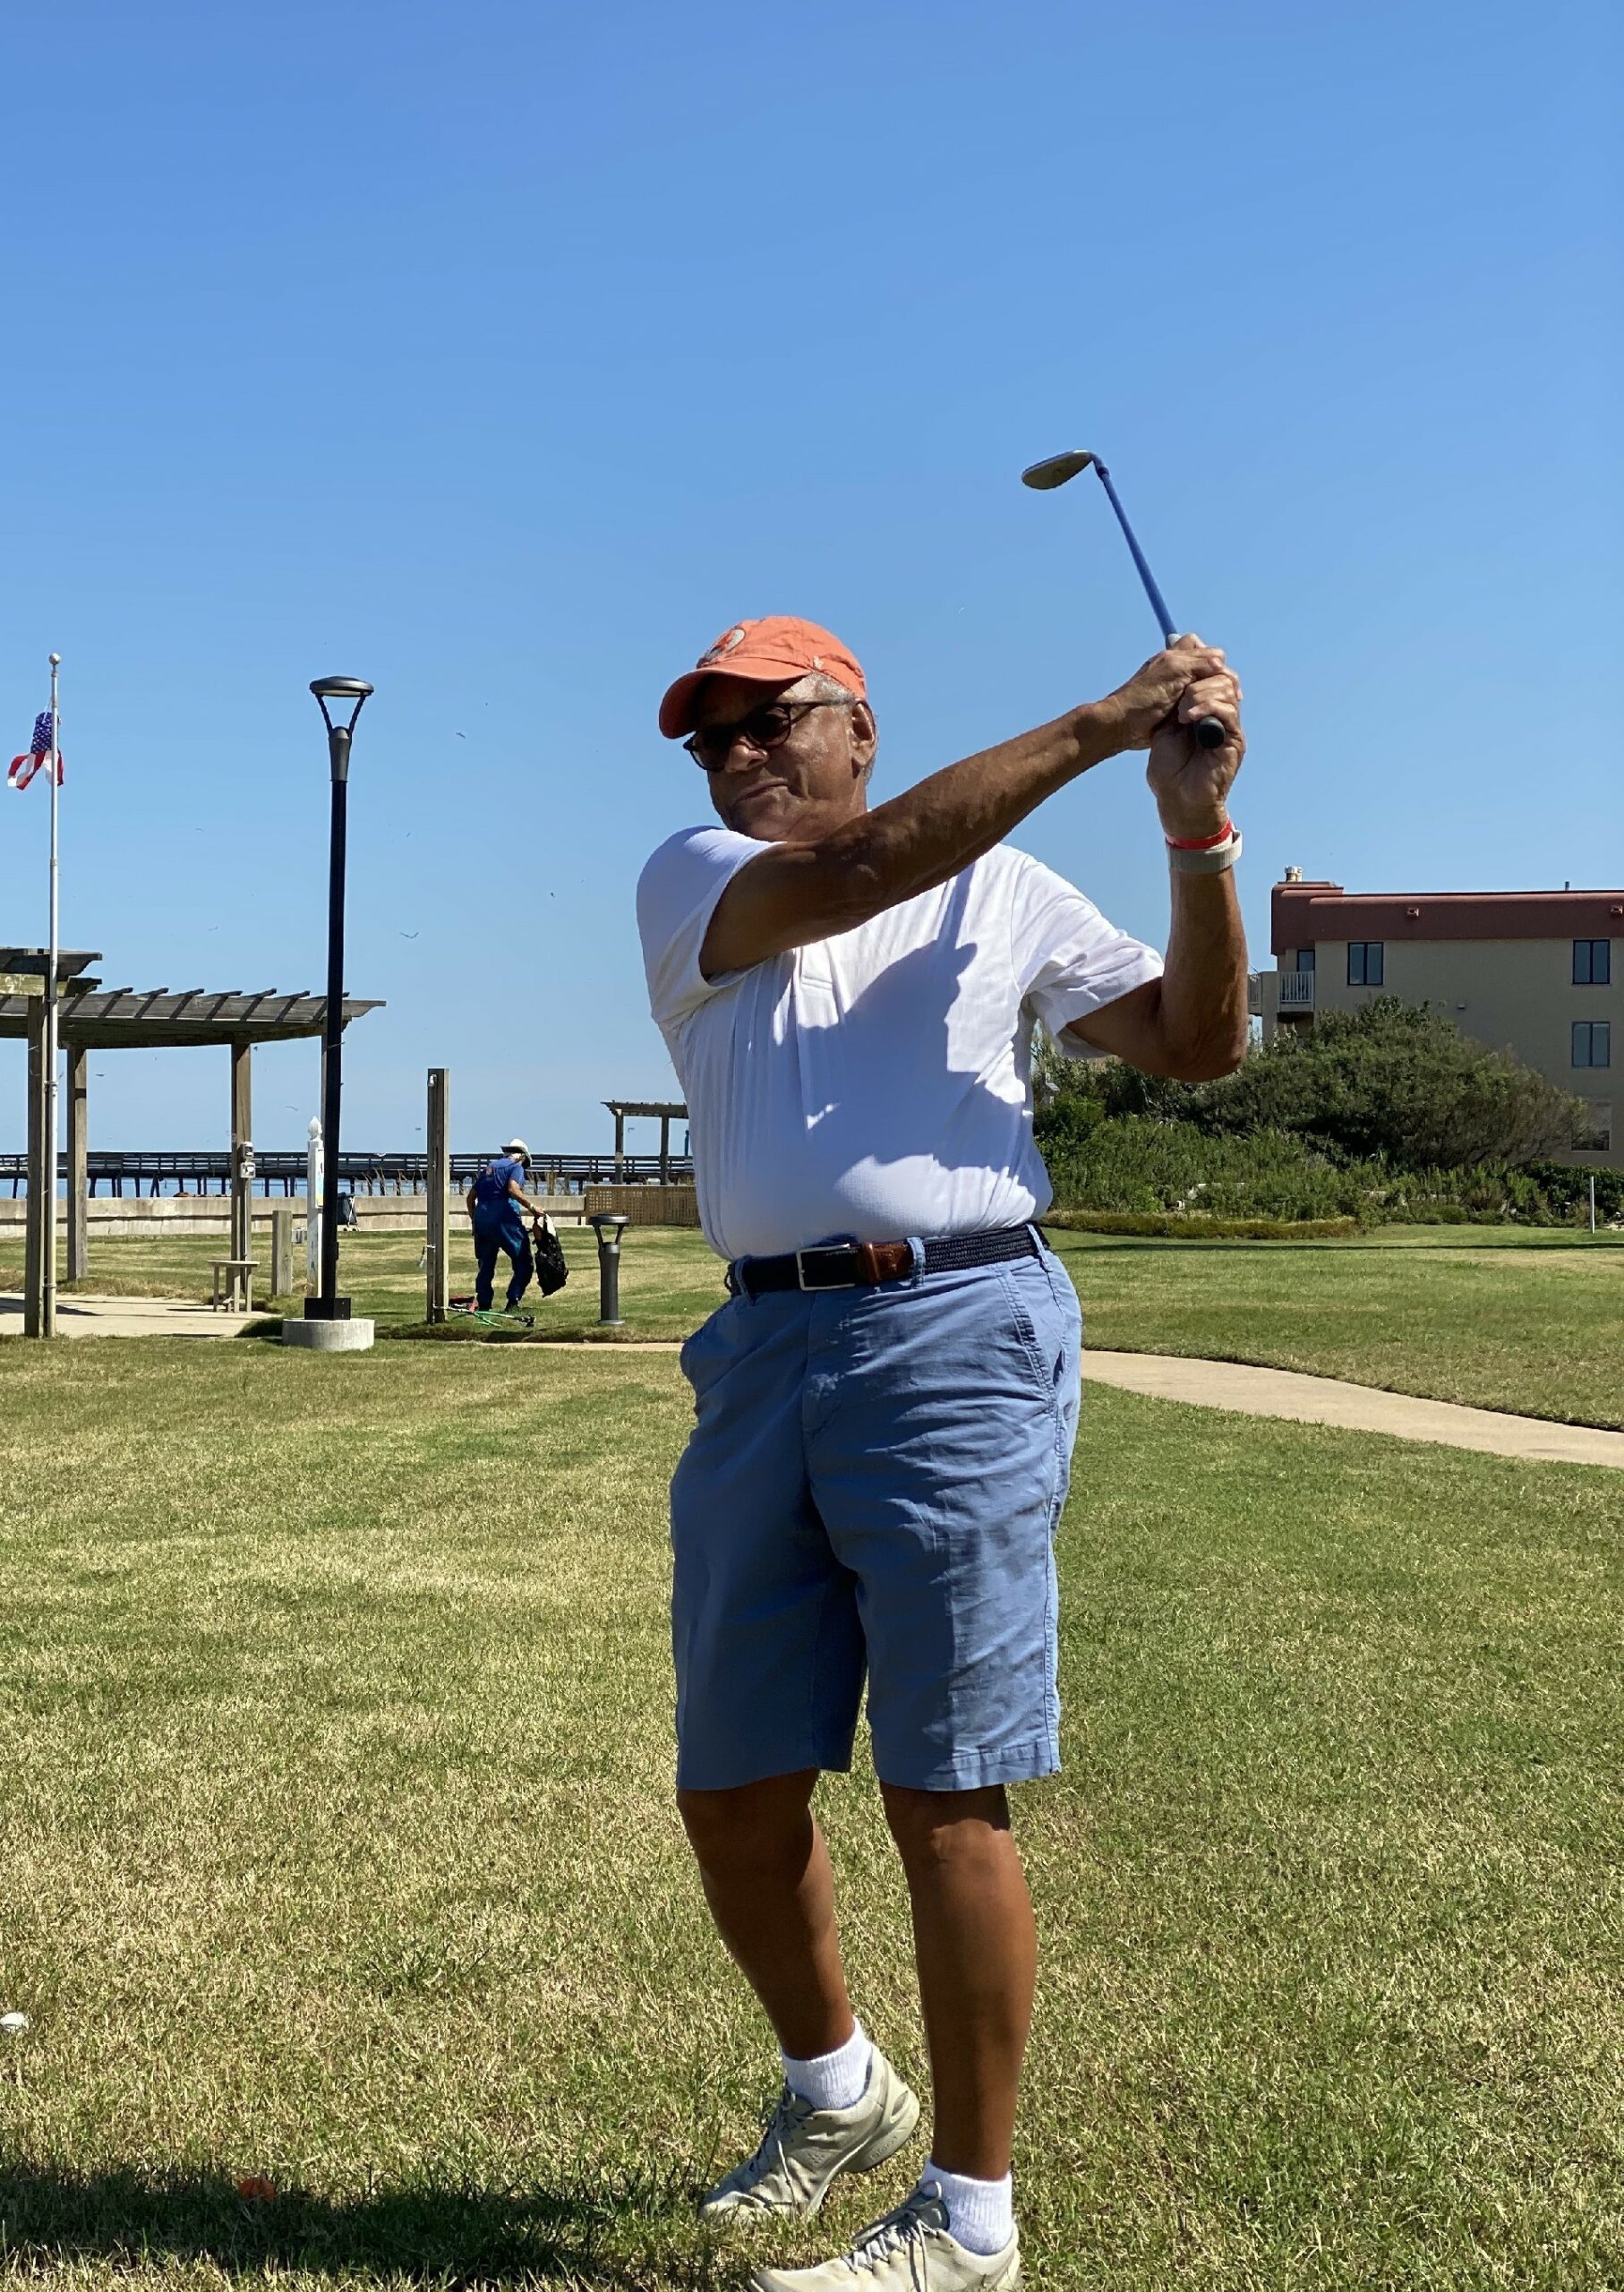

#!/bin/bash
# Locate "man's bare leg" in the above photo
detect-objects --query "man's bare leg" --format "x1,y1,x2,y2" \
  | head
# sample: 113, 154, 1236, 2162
880, 1782, 1035, 2180
678, 1768, 856, 2061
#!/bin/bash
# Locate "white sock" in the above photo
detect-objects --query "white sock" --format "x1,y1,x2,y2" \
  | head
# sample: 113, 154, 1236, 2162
918, 2161, 1014, 2257
781, 2017, 873, 2112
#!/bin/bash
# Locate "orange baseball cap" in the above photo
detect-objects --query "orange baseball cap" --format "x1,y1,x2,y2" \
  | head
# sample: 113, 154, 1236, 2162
658, 616, 867, 739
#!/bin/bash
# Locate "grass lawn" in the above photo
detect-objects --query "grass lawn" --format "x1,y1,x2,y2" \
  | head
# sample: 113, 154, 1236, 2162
0, 1226, 727, 1341
0, 1333, 1619, 2288
6, 1220, 1619, 1428
1047, 1226, 1624, 1432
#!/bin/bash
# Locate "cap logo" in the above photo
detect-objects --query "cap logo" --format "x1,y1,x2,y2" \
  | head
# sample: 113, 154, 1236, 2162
698, 624, 748, 667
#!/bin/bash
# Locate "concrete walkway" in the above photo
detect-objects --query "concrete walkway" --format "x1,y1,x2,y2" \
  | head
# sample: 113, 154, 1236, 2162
1084, 1350, 1624, 1470
5, 1300, 1617, 1467
537, 1339, 1624, 1467
0, 1292, 253, 1340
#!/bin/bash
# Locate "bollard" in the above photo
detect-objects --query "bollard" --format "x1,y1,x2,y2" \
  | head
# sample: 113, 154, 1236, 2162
271, 1206, 294, 1298
587, 1212, 630, 1326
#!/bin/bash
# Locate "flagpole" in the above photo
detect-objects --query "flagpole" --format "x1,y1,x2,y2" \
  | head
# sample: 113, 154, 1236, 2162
42, 653, 61, 1339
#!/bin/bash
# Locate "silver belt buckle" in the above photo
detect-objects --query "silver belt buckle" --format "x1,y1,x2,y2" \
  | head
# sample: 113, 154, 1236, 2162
796, 1243, 861, 1291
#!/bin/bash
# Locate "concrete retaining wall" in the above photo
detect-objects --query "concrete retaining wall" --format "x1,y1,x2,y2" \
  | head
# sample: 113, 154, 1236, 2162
0, 1192, 590, 1240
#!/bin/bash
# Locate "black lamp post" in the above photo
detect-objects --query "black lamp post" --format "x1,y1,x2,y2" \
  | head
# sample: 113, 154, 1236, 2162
587, 1212, 630, 1326
305, 675, 372, 1321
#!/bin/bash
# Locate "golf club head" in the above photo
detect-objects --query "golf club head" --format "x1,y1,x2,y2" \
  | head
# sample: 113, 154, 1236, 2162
1021, 449, 1098, 491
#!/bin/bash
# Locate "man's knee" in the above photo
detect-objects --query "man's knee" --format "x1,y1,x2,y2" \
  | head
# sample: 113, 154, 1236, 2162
678, 1769, 819, 1881
880, 1781, 1013, 1877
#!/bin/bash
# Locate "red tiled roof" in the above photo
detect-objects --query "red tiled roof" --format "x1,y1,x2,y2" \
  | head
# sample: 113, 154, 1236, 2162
1271, 882, 1624, 955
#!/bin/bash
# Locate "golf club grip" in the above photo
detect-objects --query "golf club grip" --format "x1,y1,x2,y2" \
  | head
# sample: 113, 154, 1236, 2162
1194, 715, 1227, 750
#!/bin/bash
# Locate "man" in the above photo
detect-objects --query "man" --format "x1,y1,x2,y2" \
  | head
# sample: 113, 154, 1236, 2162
637, 615, 1247, 2290
466, 1139, 548, 1312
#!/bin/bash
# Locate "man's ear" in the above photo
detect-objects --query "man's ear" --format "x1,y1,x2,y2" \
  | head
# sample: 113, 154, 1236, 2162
849, 701, 877, 779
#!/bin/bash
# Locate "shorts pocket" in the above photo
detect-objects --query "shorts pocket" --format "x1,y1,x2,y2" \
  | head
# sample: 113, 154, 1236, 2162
679, 1297, 741, 1397
996, 1263, 1070, 1404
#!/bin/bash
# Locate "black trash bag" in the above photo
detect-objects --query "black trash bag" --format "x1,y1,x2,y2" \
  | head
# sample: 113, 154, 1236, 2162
531, 1213, 569, 1297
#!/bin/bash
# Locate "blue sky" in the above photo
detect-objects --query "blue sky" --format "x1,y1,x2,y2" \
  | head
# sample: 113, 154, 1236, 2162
3, 0, 1618, 1158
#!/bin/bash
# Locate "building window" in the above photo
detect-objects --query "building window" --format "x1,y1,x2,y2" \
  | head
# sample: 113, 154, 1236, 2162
1347, 941, 1384, 987
1574, 938, 1611, 986
1577, 1103, 1612, 1153
1572, 1021, 1611, 1069
1297, 947, 1315, 974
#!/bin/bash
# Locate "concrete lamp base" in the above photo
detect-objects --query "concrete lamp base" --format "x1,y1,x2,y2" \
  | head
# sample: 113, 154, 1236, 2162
281, 1315, 376, 1353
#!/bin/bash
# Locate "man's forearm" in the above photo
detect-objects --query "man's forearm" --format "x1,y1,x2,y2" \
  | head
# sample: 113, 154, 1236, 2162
698, 641, 1233, 980
704, 702, 1126, 978
1068, 862, 1249, 1079
1156, 868, 1250, 1079
812, 702, 1121, 925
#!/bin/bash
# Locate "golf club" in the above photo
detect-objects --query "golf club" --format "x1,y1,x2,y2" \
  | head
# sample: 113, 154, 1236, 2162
1021, 449, 1227, 750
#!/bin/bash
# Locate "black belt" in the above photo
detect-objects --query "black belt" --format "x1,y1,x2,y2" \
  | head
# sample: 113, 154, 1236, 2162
728, 1223, 1043, 1300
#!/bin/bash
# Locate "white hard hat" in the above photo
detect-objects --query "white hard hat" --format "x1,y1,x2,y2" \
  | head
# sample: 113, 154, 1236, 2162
504, 1138, 529, 1159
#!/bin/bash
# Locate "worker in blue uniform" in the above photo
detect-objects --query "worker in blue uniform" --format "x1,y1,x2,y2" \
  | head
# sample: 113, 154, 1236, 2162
466, 1138, 549, 1311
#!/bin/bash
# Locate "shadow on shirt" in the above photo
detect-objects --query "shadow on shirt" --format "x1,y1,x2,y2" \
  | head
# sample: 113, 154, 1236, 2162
789, 872, 1039, 1193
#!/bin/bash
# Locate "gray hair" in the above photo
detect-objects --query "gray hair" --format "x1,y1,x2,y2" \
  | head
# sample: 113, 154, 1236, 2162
780, 671, 873, 781
779, 671, 860, 708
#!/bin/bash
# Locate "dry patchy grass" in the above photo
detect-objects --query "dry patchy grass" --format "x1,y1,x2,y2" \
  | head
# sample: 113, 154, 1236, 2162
0, 1337, 1619, 2286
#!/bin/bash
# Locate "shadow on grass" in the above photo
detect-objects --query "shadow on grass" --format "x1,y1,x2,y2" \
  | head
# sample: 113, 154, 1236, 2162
0, 2159, 728, 2288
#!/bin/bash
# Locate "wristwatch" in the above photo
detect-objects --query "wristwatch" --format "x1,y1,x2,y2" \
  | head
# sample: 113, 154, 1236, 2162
1167, 824, 1242, 874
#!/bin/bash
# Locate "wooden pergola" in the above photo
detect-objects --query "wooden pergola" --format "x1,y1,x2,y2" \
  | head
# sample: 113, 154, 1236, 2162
2, 945, 380, 1335
603, 1099, 688, 1180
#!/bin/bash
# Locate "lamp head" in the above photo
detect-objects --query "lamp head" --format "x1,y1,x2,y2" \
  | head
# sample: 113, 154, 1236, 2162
1021, 449, 1098, 491
310, 676, 373, 735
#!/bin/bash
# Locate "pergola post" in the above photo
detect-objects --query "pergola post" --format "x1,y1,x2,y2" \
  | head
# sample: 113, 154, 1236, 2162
65, 1042, 88, 1283
613, 1106, 625, 1177
425, 1066, 449, 1324
229, 1038, 253, 1309
660, 1111, 671, 1182
23, 998, 46, 1338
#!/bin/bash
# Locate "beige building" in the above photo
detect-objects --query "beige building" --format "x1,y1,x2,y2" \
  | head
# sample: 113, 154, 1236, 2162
1252, 874, 1622, 1168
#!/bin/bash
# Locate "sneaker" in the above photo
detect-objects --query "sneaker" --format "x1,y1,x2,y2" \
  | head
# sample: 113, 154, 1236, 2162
748, 2185, 1020, 2289
700, 2047, 920, 2219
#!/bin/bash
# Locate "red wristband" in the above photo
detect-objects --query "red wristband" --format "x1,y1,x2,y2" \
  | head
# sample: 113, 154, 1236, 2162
1165, 820, 1235, 851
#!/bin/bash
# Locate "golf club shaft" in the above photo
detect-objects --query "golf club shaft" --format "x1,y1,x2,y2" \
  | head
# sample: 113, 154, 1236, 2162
1092, 462, 1227, 750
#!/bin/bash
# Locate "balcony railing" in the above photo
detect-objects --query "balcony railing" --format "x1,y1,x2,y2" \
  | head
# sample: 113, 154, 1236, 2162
1277, 970, 1315, 1011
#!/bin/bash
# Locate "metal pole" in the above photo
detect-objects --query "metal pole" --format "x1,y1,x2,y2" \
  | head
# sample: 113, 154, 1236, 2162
306, 1116, 322, 1286
65, 1043, 88, 1281
318, 729, 349, 1315
1589, 1175, 1597, 1235
42, 654, 61, 1338
425, 1067, 449, 1323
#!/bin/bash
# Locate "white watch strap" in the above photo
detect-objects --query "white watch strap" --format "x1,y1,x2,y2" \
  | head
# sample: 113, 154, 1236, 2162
1168, 827, 1242, 875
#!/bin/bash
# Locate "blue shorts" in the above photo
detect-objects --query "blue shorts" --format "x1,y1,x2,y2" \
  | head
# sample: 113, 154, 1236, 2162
670, 1236, 1082, 1793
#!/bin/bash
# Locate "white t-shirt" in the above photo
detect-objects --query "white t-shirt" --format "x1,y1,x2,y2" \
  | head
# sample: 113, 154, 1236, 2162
637, 827, 1163, 1261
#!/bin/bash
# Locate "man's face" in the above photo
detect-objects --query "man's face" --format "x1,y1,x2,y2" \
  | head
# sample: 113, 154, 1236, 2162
690, 675, 878, 844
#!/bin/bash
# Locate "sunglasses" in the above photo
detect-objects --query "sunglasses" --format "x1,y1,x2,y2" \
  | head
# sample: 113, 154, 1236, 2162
683, 698, 846, 772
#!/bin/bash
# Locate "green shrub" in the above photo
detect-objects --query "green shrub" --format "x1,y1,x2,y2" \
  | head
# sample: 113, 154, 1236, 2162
1200, 1000, 1586, 1167
1039, 1113, 1619, 1230
1042, 1116, 1376, 1223
1044, 1210, 1360, 1240
1034, 1001, 1587, 1174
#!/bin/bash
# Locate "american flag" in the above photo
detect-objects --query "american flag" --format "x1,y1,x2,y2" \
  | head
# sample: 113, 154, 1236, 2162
9, 710, 63, 791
